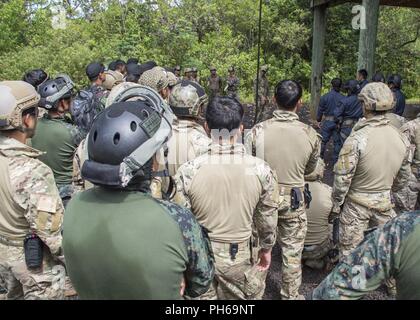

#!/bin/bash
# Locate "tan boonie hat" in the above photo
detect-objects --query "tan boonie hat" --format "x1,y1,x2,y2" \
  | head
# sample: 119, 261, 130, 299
0, 81, 40, 130
102, 70, 124, 91
358, 82, 395, 111
304, 159, 325, 182
138, 67, 170, 92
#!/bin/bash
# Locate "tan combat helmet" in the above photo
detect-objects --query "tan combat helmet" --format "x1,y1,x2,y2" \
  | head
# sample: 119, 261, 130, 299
138, 66, 170, 93
102, 70, 124, 91
260, 65, 268, 72
0, 81, 40, 131
358, 82, 395, 111
166, 71, 178, 87
106, 81, 141, 107
304, 159, 325, 182
168, 80, 208, 118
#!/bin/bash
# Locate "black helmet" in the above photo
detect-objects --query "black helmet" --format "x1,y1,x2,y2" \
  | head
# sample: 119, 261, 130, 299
387, 74, 402, 89
22, 69, 49, 89
82, 86, 174, 188
344, 80, 360, 95
38, 74, 74, 110
372, 72, 385, 83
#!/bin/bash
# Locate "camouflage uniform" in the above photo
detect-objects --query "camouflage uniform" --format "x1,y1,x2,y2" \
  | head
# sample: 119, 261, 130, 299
253, 68, 270, 122
139, 67, 170, 93
393, 114, 420, 214
174, 143, 279, 300
313, 211, 420, 300
0, 135, 65, 299
207, 75, 223, 99
245, 109, 321, 300
225, 75, 240, 100
303, 160, 333, 270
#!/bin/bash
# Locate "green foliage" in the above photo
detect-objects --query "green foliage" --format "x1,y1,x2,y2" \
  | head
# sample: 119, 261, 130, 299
0, 0, 419, 101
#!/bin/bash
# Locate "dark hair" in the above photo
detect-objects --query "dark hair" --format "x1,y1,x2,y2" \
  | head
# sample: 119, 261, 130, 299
22, 69, 49, 88
372, 72, 385, 83
275, 80, 303, 110
126, 74, 140, 83
22, 107, 38, 117
331, 78, 342, 90
358, 69, 368, 79
206, 96, 243, 132
108, 61, 117, 71
127, 58, 139, 65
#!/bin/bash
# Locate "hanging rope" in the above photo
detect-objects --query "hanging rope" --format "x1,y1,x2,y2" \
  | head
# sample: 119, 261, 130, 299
254, 0, 263, 125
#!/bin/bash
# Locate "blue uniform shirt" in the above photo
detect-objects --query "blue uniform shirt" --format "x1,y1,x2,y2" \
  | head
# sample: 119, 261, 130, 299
393, 89, 406, 116
334, 94, 363, 122
317, 89, 345, 121
358, 79, 369, 93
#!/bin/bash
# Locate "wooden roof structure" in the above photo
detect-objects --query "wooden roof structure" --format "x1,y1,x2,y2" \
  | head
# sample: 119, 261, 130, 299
309, 0, 420, 118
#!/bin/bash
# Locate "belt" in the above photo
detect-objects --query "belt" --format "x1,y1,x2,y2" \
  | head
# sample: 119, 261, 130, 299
0, 234, 23, 247
279, 185, 305, 195
324, 116, 335, 121
210, 239, 250, 250
342, 118, 357, 127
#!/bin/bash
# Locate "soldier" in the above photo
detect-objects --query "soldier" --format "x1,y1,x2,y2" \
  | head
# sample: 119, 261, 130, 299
173, 65, 182, 80
63, 89, 214, 299
183, 67, 192, 81
330, 82, 411, 261
316, 78, 344, 163
302, 160, 333, 270
31, 75, 84, 207
114, 59, 127, 77
388, 74, 406, 116
102, 69, 124, 91
313, 211, 420, 300
175, 97, 279, 300
125, 63, 142, 83
139, 66, 172, 100
245, 80, 321, 300
207, 67, 223, 99
167, 80, 211, 177
371, 71, 385, 83
356, 69, 369, 92
0, 81, 66, 299
85, 62, 109, 106
393, 114, 420, 214
191, 67, 200, 84
334, 80, 363, 150
253, 65, 270, 123
22, 69, 49, 89
225, 66, 240, 100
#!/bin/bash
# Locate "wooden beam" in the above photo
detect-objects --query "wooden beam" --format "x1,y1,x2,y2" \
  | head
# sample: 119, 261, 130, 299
310, 4, 327, 120
357, 0, 380, 78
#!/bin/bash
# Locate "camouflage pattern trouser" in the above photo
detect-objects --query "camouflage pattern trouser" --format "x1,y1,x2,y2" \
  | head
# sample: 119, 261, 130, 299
302, 237, 331, 270
392, 173, 420, 215
277, 197, 307, 300
193, 240, 267, 300
0, 242, 65, 300
339, 199, 396, 260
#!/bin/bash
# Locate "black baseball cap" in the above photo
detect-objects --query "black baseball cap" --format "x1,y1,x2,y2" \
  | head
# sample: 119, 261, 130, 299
126, 63, 141, 77
86, 62, 105, 80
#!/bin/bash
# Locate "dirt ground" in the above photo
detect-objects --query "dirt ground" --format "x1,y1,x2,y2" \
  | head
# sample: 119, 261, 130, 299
243, 102, 390, 300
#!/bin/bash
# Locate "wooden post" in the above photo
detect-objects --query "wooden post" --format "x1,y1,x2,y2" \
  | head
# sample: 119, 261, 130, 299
310, 4, 327, 120
357, 0, 380, 78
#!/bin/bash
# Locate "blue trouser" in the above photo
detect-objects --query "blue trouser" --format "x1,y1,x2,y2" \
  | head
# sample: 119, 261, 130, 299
336, 126, 353, 159
320, 120, 341, 163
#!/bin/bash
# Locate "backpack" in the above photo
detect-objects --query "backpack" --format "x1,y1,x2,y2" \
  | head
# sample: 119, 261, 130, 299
71, 86, 105, 133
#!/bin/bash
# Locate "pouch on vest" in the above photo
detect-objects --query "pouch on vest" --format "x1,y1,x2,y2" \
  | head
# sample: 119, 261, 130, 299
290, 187, 303, 210
24, 234, 44, 269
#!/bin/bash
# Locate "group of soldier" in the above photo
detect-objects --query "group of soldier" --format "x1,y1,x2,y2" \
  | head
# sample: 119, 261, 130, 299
0, 57, 419, 301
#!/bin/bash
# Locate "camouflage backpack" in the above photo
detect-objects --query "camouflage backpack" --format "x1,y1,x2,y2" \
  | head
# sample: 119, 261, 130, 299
71, 85, 106, 133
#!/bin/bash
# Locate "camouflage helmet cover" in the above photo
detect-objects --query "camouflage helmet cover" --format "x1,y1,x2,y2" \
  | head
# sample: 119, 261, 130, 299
0, 81, 40, 130
138, 66, 170, 92
261, 65, 268, 72
168, 80, 208, 118
102, 70, 124, 91
106, 81, 141, 107
358, 82, 395, 111
166, 71, 178, 87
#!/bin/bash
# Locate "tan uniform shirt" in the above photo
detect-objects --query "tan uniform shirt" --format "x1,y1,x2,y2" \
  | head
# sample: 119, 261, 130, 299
174, 143, 279, 249
385, 112, 406, 129
245, 110, 321, 188
333, 116, 411, 212
166, 118, 211, 177
304, 181, 332, 246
